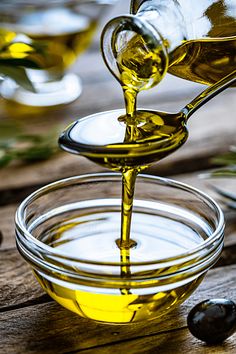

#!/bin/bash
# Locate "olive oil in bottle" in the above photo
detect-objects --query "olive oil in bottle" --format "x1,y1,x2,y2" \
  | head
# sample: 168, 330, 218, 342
103, 0, 236, 86
168, 37, 236, 86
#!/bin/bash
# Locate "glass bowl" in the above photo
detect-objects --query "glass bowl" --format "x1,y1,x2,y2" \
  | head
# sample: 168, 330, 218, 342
0, 0, 117, 107
15, 172, 224, 324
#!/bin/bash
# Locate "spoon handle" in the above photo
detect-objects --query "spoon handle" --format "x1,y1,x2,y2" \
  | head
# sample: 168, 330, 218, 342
181, 70, 236, 120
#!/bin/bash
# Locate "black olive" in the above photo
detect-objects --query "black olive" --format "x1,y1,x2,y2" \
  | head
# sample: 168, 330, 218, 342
187, 298, 236, 344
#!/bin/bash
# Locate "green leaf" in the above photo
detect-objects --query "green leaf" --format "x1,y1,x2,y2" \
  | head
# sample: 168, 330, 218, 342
207, 146, 236, 177
0, 150, 13, 167
0, 58, 40, 69
16, 144, 58, 162
17, 134, 45, 143
212, 153, 236, 166
205, 168, 236, 177
0, 64, 35, 92
0, 123, 61, 168
211, 146, 236, 166
0, 120, 22, 139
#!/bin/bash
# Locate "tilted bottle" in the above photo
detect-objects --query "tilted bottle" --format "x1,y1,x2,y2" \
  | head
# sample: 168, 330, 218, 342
102, 0, 236, 86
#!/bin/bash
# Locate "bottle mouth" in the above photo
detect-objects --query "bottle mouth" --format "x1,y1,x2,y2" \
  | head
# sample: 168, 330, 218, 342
101, 14, 168, 91
15, 173, 224, 288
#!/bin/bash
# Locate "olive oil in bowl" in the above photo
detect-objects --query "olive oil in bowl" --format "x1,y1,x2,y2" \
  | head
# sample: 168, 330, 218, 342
15, 174, 224, 323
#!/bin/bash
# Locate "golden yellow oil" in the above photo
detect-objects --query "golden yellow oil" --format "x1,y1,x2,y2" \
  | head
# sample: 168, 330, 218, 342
115, 34, 236, 88
62, 109, 188, 171
115, 32, 168, 94
102, 31, 236, 251
169, 37, 236, 86
35, 270, 203, 323
62, 107, 188, 250
34, 210, 205, 324
0, 8, 96, 74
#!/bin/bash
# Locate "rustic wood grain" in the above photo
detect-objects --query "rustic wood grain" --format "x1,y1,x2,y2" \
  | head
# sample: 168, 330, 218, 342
0, 249, 44, 310
1, 264, 236, 354
74, 329, 236, 354
0, 204, 16, 250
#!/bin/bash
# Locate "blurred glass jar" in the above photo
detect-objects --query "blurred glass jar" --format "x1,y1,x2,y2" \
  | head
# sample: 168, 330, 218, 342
0, 0, 117, 107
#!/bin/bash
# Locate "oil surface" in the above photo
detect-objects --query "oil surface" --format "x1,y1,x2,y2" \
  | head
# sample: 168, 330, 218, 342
64, 109, 188, 171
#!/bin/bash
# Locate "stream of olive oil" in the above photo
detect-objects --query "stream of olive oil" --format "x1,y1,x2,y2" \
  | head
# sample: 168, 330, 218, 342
112, 32, 169, 250
109, 33, 236, 250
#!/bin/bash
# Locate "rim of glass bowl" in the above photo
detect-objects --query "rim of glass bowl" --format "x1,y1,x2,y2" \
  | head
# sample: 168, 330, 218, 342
15, 172, 225, 269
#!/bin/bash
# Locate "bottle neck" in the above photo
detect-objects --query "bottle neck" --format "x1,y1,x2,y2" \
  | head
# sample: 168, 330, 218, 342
136, 0, 187, 52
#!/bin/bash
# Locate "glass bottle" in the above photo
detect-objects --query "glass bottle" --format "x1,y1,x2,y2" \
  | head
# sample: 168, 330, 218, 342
102, 0, 236, 87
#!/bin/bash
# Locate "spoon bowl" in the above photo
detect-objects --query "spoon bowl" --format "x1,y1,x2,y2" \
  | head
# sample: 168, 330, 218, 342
59, 108, 187, 170
59, 71, 236, 171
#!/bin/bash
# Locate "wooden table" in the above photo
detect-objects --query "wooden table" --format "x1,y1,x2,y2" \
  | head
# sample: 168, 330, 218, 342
1, 3, 236, 353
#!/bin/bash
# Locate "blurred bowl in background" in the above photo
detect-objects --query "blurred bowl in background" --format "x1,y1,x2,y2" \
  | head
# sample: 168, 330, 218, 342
0, 0, 118, 107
